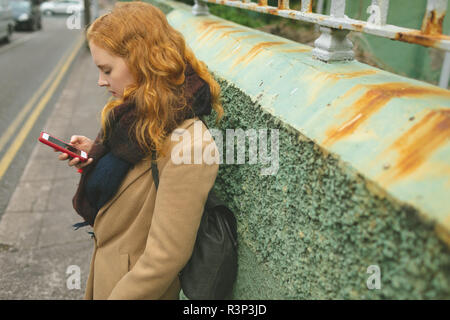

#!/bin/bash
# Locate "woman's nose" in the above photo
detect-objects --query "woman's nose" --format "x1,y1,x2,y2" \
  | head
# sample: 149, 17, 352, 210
98, 74, 109, 87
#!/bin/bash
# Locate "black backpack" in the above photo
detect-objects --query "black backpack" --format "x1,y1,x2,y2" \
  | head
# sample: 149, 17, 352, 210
151, 122, 238, 300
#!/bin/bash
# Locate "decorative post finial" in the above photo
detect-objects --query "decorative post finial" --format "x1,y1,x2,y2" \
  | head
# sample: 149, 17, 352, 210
312, 0, 355, 62
193, 0, 210, 16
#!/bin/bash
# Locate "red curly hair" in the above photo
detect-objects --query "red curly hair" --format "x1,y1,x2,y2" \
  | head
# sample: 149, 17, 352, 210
86, 1, 223, 158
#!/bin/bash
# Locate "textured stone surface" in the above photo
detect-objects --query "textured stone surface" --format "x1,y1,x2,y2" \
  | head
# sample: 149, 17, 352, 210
204, 79, 450, 299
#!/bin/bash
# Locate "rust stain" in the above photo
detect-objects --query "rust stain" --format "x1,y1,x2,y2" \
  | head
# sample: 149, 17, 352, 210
305, 70, 378, 107
352, 23, 364, 32
197, 20, 240, 43
206, 27, 241, 46
217, 35, 261, 63
328, 69, 378, 79
312, 69, 378, 84
278, 0, 289, 10
395, 8, 449, 48
258, 0, 268, 6
198, 21, 222, 31
218, 30, 246, 39
231, 41, 287, 69
268, 8, 279, 15
281, 48, 312, 53
377, 109, 450, 184
395, 31, 448, 47
307, 0, 313, 13
198, 28, 219, 42
395, 32, 433, 47
235, 35, 260, 41
323, 83, 450, 147
421, 9, 445, 35
213, 25, 235, 31
198, 21, 225, 41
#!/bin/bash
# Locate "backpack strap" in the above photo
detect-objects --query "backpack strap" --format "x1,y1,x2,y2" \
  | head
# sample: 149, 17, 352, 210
151, 150, 159, 189
198, 115, 208, 129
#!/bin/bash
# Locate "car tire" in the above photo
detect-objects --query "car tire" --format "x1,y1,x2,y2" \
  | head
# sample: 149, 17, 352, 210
29, 19, 36, 32
4, 25, 13, 43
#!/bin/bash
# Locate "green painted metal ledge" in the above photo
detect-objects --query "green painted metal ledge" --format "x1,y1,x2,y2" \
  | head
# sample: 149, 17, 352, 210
158, 0, 449, 247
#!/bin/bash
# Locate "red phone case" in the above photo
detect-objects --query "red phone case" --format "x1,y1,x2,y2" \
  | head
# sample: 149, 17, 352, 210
38, 131, 88, 162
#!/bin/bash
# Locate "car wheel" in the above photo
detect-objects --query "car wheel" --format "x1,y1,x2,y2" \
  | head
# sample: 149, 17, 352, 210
29, 19, 37, 32
4, 25, 13, 43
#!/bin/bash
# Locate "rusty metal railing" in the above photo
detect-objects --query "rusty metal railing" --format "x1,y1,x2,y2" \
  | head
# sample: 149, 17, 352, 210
192, 0, 450, 88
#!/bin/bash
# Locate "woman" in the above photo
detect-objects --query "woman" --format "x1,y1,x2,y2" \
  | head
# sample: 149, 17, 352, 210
58, 1, 223, 299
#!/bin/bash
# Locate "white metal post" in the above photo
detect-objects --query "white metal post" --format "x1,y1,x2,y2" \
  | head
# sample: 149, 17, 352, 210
439, 51, 450, 88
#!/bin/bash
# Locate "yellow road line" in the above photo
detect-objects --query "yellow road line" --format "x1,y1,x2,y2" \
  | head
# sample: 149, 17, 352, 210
0, 43, 70, 153
0, 35, 85, 181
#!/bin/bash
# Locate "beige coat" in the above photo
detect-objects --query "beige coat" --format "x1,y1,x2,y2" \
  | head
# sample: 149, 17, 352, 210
84, 118, 219, 299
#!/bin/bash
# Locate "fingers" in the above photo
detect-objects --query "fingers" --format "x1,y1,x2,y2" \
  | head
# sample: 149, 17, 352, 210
68, 157, 80, 167
58, 153, 69, 161
70, 135, 84, 145
58, 153, 93, 169
55, 134, 93, 171
75, 158, 94, 169
70, 157, 93, 169
69, 135, 93, 153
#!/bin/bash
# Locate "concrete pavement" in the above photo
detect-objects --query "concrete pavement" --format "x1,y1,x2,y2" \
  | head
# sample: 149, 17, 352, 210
0, 37, 111, 299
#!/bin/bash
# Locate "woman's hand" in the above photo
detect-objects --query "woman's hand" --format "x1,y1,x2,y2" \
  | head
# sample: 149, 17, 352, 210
56, 135, 94, 169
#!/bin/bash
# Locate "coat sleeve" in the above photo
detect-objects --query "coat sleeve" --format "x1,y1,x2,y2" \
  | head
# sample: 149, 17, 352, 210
107, 122, 219, 299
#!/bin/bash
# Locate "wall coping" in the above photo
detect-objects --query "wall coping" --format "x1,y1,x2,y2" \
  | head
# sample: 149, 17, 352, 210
158, 0, 450, 246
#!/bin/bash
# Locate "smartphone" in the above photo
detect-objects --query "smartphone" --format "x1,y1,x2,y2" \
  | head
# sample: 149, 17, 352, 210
38, 131, 88, 162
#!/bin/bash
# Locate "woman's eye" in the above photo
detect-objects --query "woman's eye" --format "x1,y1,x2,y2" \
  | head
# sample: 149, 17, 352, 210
104, 70, 111, 75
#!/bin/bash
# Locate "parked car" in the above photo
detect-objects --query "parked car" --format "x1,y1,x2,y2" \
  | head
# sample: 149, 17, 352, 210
0, 0, 15, 42
10, 0, 42, 31
40, 0, 83, 16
